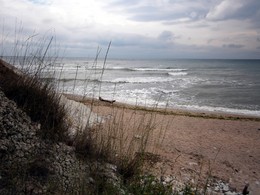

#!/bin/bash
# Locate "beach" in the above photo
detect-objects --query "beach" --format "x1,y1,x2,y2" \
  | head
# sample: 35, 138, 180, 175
65, 94, 260, 194
1, 56, 260, 193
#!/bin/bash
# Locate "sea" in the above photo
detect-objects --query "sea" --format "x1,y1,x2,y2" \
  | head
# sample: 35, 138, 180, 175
10, 57, 260, 117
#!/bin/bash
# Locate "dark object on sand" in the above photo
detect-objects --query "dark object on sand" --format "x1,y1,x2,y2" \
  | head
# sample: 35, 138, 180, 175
242, 183, 249, 195
99, 96, 116, 104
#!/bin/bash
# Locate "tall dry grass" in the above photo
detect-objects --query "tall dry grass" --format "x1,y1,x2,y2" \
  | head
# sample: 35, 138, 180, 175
1, 23, 173, 193
73, 99, 170, 181
0, 24, 68, 142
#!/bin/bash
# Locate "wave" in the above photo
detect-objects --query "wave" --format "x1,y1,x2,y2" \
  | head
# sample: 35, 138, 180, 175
108, 66, 131, 70
103, 77, 176, 84
88, 67, 188, 72
168, 72, 188, 76
81, 66, 134, 71
57, 78, 101, 83
156, 89, 179, 94
53, 66, 188, 74
131, 68, 187, 72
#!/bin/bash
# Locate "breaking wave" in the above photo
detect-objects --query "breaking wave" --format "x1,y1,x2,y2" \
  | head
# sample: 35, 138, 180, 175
168, 72, 188, 76
103, 77, 177, 84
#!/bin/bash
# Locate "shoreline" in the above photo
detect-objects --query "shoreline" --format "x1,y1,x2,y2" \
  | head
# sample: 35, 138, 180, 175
63, 93, 260, 121
2, 58, 260, 193
64, 93, 260, 194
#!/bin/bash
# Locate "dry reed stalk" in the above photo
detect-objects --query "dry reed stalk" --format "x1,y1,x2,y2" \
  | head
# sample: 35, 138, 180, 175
78, 100, 169, 178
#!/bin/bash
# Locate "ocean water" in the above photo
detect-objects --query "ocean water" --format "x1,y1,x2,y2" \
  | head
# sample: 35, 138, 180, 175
45, 58, 260, 117
12, 57, 258, 117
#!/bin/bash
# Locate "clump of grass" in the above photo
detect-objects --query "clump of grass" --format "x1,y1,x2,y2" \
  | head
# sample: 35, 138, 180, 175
73, 98, 169, 184
0, 25, 68, 142
0, 71, 68, 141
68, 43, 169, 182
127, 174, 173, 195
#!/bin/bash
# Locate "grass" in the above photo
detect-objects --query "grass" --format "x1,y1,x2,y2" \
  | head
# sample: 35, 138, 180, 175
0, 59, 68, 143
0, 22, 70, 142
72, 94, 170, 181
1, 71, 67, 140
1, 28, 162, 193
127, 174, 173, 195
0, 24, 226, 195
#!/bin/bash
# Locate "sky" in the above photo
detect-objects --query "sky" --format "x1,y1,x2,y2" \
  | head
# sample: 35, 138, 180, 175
1, 0, 260, 59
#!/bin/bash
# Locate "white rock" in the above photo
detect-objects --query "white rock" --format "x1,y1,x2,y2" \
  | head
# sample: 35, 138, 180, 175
214, 185, 220, 192
164, 177, 173, 183
188, 162, 198, 166
224, 191, 237, 195
134, 135, 142, 139
222, 184, 230, 192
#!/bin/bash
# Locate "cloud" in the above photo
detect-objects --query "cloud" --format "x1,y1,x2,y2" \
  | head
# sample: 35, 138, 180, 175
1, 0, 260, 59
206, 0, 243, 21
106, 32, 174, 49
158, 31, 174, 41
109, 0, 139, 6
206, 0, 260, 24
222, 44, 245, 49
28, 0, 52, 5
107, 0, 210, 23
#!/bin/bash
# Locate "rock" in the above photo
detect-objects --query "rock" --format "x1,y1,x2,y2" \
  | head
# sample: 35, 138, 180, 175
214, 185, 220, 192
164, 176, 174, 184
88, 177, 95, 184
222, 183, 230, 192
225, 191, 237, 195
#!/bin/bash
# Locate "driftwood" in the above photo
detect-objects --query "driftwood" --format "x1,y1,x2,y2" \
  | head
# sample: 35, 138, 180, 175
99, 97, 116, 104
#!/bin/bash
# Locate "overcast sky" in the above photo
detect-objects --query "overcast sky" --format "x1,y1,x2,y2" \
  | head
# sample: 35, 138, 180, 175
1, 0, 260, 59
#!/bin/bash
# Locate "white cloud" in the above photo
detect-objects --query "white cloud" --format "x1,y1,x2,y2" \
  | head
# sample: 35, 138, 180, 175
206, 0, 260, 24
206, 0, 243, 20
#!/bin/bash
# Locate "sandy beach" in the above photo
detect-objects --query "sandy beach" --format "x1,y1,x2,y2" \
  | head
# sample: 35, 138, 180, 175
65, 94, 260, 194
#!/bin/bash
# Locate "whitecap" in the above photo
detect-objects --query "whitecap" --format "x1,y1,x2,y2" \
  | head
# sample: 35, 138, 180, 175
108, 77, 176, 84
168, 72, 187, 76
131, 68, 187, 72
